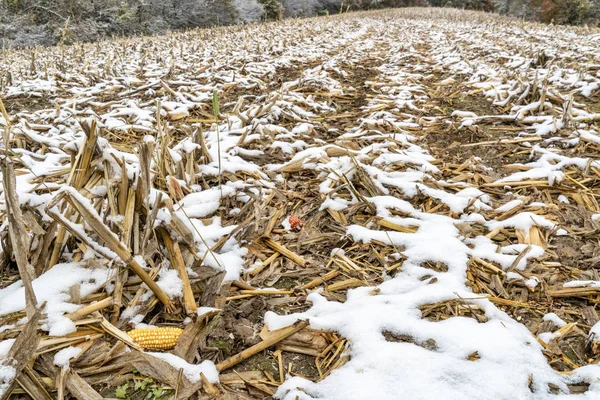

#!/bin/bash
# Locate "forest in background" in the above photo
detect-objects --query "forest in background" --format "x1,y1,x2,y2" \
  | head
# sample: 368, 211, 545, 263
1, 0, 599, 48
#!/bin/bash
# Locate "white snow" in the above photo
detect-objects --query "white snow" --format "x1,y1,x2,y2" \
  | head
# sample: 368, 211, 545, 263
146, 353, 219, 383
543, 313, 567, 328
197, 307, 219, 318
496, 199, 522, 212
590, 321, 600, 342
563, 280, 600, 288
0, 365, 15, 398
0, 339, 16, 397
0, 263, 111, 336
0, 341, 15, 359
557, 195, 570, 204
53, 346, 82, 368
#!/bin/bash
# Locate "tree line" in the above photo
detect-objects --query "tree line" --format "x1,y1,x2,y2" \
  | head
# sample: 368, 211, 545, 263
1, 0, 598, 47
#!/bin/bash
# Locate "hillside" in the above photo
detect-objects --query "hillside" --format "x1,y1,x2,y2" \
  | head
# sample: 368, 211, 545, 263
1, 7, 600, 400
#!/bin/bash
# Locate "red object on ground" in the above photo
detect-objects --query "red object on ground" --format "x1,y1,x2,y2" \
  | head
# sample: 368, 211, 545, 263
289, 216, 303, 230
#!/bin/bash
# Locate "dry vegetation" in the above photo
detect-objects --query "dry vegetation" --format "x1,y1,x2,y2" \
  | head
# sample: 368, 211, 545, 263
1, 7, 600, 400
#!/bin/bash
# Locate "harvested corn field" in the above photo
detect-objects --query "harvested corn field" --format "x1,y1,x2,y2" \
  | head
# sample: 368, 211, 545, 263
1, 7, 600, 400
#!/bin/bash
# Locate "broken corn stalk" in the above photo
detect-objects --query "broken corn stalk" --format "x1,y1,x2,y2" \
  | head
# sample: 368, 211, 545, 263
128, 327, 183, 350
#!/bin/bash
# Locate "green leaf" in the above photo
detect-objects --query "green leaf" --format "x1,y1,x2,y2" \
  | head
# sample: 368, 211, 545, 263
152, 388, 164, 398
135, 377, 154, 391
212, 90, 220, 119
115, 383, 128, 399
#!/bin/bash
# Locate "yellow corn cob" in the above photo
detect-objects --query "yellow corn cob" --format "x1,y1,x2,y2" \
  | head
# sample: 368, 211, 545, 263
128, 327, 183, 350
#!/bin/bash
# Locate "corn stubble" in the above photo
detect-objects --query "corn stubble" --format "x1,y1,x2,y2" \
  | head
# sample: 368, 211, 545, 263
0, 6, 599, 400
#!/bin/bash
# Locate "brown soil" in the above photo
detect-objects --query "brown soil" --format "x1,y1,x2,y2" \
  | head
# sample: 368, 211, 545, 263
4, 96, 53, 114
425, 91, 532, 174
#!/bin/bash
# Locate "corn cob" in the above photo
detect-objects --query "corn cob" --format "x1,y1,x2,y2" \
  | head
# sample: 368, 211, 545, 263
128, 327, 183, 350
289, 215, 303, 231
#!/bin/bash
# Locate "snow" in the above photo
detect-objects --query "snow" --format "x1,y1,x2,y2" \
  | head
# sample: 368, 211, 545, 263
176, 186, 235, 218
525, 277, 541, 289
538, 331, 556, 344
53, 346, 82, 368
165, 215, 248, 281
496, 199, 522, 212
452, 110, 478, 118
146, 353, 218, 383
0, 339, 16, 397
271, 293, 568, 400
557, 195, 570, 204
0, 341, 15, 359
0, 365, 15, 398
155, 269, 184, 299
197, 307, 219, 318
497, 146, 600, 186
319, 197, 349, 211
0, 263, 111, 336
543, 313, 567, 328
590, 321, 600, 342
282, 217, 292, 231
563, 280, 600, 288
487, 212, 559, 234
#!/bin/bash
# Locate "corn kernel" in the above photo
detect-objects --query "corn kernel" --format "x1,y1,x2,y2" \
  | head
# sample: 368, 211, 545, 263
128, 327, 183, 350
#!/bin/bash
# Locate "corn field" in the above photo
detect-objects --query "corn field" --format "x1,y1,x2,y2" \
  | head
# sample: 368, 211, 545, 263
0, 7, 600, 400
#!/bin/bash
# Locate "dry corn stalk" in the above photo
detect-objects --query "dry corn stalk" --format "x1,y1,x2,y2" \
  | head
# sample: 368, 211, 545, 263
516, 226, 546, 248
159, 229, 197, 315
48, 188, 173, 310
1, 161, 38, 318
48, 119, 99, 269
216, 320, 309, 372
262, 237, 307, 267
